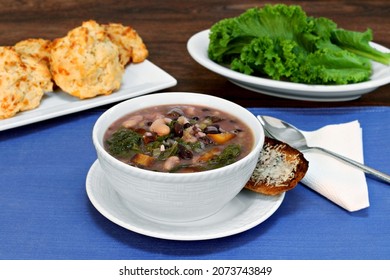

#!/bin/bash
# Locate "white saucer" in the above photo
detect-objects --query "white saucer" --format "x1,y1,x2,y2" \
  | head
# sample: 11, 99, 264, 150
86, 160, 285, 241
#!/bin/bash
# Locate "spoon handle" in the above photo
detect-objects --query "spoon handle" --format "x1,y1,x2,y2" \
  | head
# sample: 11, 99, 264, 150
309, 146, 390, 184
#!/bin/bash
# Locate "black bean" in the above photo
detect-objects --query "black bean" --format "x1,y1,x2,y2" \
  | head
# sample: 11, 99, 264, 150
173, 122, 183, 137
143, 133, 157, 144
178, 144, 193, 159
204, 125, 220, 134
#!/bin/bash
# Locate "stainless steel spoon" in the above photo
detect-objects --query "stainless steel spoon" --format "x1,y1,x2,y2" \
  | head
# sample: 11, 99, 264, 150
258, 115, 390, 184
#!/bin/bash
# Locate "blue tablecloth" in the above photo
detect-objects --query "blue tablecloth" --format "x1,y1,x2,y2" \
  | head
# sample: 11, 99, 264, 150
1, 106, 389, 260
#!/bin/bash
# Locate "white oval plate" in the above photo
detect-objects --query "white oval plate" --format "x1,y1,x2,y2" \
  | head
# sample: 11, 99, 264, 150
187, 30, 390, 102
86, 160, 285, 241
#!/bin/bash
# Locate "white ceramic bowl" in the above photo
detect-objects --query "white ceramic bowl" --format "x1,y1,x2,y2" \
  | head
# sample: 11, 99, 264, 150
92, 92, 264, 222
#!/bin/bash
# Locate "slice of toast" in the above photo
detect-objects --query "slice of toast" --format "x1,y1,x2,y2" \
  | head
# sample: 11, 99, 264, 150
245, 137, 309, 195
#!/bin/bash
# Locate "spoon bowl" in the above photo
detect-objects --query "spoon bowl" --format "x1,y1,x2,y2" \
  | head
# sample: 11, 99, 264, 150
258, 115, 390, 184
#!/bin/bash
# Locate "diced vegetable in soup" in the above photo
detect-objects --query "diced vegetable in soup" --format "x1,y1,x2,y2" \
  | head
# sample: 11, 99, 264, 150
104, 104, 254, 173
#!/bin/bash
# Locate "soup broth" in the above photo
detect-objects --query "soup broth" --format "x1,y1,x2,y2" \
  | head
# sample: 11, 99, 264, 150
104, 104, 254, 173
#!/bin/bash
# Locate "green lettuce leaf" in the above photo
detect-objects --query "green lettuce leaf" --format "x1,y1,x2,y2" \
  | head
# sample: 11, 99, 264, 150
331, 29, 390, 65
208, 4, 389, 85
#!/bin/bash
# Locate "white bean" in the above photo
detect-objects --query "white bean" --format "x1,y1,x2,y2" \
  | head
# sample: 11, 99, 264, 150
122, 115, 143, 128
150, 118, 170, 136
163, 156, 180, 171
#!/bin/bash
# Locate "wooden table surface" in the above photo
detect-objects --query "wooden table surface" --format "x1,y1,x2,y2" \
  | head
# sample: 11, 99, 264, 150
1, 1, 390, 263
1, 0, 389, 108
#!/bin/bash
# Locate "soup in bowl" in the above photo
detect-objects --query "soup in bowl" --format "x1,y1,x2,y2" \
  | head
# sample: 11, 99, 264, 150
92, 92, 264, 222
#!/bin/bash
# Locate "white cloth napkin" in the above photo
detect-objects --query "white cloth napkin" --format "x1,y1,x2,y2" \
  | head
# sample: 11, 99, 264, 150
300, 120, 369, 212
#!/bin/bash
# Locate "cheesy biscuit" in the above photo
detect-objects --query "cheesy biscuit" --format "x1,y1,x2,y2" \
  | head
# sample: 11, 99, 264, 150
14, 38, 54, 94
50, 20, 124, 99
103, 23, 148, 66
0, 46, 45, 119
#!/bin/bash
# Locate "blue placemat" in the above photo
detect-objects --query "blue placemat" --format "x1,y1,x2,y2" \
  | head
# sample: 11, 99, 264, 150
0, 106, 389, 260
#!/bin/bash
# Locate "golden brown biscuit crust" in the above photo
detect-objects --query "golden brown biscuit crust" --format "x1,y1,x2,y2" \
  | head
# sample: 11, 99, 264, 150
103, 23, 148, 66
14, 38, 51, 68
50, 20, 124, 99
0, 46, 45, 119
14, 38, 54, 94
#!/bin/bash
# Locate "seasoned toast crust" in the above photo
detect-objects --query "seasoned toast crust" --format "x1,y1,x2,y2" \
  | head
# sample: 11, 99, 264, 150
245, 137, 309, 195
